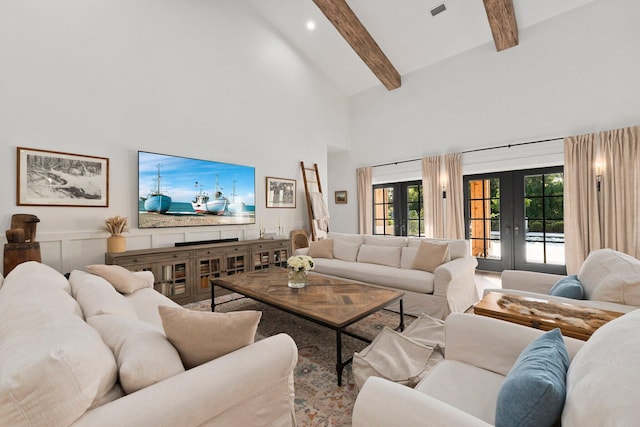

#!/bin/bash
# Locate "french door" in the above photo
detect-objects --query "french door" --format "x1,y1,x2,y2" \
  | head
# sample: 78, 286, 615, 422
464, 167, 566, 274
373, 181, 423, 237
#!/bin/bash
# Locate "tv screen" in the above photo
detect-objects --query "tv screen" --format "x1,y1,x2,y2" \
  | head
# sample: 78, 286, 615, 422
138, 151, 255, 228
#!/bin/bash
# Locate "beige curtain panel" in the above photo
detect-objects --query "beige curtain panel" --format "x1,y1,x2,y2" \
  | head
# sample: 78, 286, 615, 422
564, 133, 601, 274
357, 167, 373, 235
443, 153, 464, 239
599, 126, 640, 258
421, 156, 443, 238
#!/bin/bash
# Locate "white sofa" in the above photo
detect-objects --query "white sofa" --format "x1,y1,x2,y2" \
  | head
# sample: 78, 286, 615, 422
296, 232, 478, 318
0, 262, 297, 427
352, 309, 640, 426
493, 248, 640, 314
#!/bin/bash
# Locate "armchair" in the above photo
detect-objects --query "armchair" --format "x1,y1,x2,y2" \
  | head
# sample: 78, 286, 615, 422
353, 310, 640, 426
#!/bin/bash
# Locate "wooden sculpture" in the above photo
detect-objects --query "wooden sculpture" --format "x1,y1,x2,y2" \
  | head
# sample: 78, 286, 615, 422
4, 214, 42, 276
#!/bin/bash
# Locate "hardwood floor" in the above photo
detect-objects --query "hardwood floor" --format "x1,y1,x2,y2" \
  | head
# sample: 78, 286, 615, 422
475, 270, 502, 299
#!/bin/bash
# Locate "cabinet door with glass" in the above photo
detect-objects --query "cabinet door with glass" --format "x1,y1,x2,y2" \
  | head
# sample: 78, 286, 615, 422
154, 254, 192, 305
252, 240, 290, 270
194, 248, 225, 300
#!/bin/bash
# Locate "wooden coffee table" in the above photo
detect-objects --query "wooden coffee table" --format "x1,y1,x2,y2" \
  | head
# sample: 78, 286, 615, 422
211, 267, 405, 386
474, 292, 623, 340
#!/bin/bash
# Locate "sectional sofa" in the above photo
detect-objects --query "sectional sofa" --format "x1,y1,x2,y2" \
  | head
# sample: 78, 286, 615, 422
0, 262, 297, 427
296, 232, 479, 318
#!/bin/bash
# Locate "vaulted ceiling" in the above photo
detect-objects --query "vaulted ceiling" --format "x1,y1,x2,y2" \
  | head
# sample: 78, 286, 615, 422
249, 0, 596, 95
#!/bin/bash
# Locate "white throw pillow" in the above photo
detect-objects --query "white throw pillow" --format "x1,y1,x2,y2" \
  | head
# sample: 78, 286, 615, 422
363, 235, 408, 247
400, 247, 419, 269
69, 270, 138, 320
88, 315, 185, 394
357, 245, 402, 268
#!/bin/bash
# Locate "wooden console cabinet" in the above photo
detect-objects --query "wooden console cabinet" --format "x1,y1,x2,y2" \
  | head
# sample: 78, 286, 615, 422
105, 239, 290, 305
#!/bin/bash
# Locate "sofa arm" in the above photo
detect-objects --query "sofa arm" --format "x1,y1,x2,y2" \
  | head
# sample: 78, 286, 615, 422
353, 377, 492, 427
433, 256, 479, 313
500, 270, 564, 294
444, 313, 584, 376
72, 334, 297, 427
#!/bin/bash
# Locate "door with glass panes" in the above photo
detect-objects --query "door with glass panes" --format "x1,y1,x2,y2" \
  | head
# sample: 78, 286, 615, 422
373, 181, 423, 237
464, 167, 566, 274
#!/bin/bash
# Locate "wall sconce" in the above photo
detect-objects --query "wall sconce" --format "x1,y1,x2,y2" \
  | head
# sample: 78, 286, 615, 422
442, 184, 447, 199
594, 161, 603, 192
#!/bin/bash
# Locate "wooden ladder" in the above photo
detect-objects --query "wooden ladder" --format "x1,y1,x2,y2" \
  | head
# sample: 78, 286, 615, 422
300, 161, 324, 241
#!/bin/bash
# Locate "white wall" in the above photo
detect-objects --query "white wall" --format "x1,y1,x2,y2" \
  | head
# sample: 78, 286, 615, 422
328, 0, 640, 233
0, 0, 348, 273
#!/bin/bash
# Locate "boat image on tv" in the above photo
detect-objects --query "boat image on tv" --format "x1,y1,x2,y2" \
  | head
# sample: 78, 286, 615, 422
138, 151, 255, 228
143, 165, 172, 214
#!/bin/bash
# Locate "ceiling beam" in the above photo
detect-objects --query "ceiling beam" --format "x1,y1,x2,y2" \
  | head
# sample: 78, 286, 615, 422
312, 0, 401, 91
482, 0, 519, 52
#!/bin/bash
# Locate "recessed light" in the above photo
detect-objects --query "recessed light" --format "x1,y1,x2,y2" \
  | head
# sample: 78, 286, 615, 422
306, 20, 316, 31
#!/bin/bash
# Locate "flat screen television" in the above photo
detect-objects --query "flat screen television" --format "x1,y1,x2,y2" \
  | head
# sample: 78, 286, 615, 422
138, 151, 255, 228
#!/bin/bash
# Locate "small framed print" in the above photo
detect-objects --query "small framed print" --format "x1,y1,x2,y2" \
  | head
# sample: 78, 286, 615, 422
334, 190, 347, 204
17, 147, 109, 207
266, 176, 296, 208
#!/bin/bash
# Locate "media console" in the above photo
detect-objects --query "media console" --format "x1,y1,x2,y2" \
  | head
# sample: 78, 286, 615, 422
106, 238, 290, 305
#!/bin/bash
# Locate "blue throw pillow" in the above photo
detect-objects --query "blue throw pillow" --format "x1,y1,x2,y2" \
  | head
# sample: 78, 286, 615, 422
549, 274, 585, 299
495, 329, 570, 427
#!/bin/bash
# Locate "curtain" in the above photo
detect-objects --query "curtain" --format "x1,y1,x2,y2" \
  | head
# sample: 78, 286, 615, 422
357, 167, 373, 234
421, 156, 443, 238
443, 153, 464, 239
599, 126, 640, 258
563, 133, 601, 274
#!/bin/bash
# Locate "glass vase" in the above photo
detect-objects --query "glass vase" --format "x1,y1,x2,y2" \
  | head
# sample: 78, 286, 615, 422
288, 269, 308, 288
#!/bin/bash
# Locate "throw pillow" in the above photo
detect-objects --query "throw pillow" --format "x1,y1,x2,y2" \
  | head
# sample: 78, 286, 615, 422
88, 315, 185, 394
549, 275, 585, 299
308, 238, 334, 259
86, 264, 151, 294
411, 241, 450, 273
495, 329, 570, 427
159, 306, 261, 369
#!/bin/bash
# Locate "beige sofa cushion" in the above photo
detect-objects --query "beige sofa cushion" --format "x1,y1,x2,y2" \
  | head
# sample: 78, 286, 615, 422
308, 238, 334, 259
364, 235, 408, 247
88, 315, 185, 394
563, 309, 640, 425
578, 249, 640, 305
159, 306, 262, 369
0, 262, 118, 427
87, 264, 152, 294
69, 270, 138, 320
357, 245, 402, 268
333, 239, 362, 262
412, 241, 451, 273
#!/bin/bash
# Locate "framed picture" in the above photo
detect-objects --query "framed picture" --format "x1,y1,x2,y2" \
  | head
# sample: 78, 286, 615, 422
17, 147, 109, 207
334, 190, 348, 204
266, 176, 296, 208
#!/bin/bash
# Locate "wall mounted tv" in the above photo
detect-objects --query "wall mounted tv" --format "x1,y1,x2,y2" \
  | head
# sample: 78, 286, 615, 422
138, 151, 255, 228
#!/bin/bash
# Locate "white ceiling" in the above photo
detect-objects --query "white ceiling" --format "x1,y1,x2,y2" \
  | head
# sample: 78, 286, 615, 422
249, 0, 596, 95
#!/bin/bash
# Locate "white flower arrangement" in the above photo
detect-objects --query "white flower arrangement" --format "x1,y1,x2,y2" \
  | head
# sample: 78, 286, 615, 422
287, 255, 315, 272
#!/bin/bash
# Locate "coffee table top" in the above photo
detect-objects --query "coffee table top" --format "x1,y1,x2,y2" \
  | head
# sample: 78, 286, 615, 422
211, 267, 404, 329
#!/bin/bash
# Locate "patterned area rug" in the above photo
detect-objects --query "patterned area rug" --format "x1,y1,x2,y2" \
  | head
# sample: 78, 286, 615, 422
184, 294, 414, 427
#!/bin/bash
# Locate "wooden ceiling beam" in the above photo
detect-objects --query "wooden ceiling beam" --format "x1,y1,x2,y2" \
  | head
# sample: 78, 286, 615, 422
482, 0, 519, 52
312, 0, 401, 91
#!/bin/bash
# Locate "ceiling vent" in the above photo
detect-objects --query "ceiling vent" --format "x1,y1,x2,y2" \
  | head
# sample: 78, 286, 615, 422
430, 3, 447, 17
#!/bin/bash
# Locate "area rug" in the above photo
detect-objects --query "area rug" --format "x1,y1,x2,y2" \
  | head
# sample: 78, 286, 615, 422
184, 295, 413, 427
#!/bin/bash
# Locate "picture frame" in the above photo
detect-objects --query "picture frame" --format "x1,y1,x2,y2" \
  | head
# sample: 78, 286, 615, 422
266, 176, 296, 208
17, 147, 109, 207
334, 190, 348, 204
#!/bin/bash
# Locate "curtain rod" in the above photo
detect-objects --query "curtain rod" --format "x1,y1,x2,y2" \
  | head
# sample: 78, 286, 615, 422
370, 136, 566, 168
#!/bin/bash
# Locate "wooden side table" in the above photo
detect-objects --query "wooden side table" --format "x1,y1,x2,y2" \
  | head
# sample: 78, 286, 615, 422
474, 292, 623, 340
3, 242, 42, 276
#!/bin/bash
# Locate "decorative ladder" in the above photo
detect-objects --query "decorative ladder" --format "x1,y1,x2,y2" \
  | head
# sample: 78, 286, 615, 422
300, 161, 325, 241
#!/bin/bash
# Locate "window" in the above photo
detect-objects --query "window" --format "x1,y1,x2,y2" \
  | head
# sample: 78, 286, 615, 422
373, 181, 423, 236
